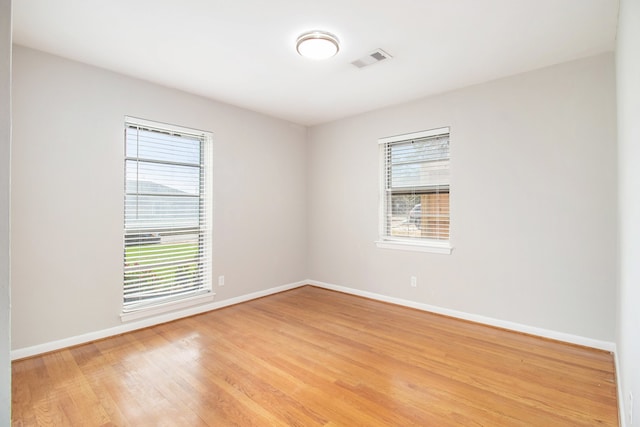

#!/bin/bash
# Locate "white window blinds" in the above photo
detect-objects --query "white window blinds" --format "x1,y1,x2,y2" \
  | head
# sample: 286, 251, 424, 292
124, 117, 213, 312
380, 127, 450, 244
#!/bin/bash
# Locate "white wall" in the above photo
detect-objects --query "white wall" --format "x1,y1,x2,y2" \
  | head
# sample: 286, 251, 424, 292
10, 44, 619, 359
307, 53, 617, 343
0, 0, 11, 422
617, 0, 640, 424
11, 46, 307, 350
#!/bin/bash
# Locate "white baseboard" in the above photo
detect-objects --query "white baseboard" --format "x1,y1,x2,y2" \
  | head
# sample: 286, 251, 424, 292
11, 280, 306, 360
308, 280, 617, 352
615, 350, 627, 427
12, 278, 616, 360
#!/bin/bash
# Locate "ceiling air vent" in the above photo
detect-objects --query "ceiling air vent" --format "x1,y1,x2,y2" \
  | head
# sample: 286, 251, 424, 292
351, 49, 393, 68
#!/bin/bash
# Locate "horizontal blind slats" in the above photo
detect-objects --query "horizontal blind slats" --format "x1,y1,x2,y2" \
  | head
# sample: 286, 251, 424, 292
382, 129, 450, 242
124, 120, 212, 312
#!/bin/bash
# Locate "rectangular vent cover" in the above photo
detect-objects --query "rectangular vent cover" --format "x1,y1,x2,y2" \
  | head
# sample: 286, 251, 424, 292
351, 49, 393, 68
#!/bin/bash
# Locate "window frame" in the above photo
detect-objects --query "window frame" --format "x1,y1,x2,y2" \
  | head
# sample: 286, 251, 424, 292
121, 116, 214, 321
376, 127, 452, 255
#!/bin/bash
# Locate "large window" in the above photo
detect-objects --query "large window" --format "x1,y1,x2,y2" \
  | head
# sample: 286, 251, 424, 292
378, 127, 451, 254
123, 117, 213, 314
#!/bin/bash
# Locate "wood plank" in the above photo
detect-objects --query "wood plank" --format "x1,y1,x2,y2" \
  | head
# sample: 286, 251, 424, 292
12, 286, 618, 426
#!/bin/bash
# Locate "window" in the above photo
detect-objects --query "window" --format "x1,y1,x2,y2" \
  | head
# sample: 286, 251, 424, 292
377, 127, 451, 254
123, 117, 213, 314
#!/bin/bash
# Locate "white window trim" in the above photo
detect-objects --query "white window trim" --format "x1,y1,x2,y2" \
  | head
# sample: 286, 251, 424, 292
124, 116, 209, 139
122, 116, 214, 319
377, 127, 450, 145
375, 239, 453, 254
120, 292, 215, 322
377, 127, 452, 255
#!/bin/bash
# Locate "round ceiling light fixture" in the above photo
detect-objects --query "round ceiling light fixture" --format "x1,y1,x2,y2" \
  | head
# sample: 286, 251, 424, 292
296, 30, 340, 60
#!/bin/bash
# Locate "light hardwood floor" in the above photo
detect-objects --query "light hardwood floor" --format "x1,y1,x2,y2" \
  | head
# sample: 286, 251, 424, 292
12, 286, 618, 426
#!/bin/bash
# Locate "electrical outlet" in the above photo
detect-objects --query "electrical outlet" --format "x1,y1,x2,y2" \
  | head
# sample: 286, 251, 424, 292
630, 391, 634, 425
410, 276, 417, 287
218, 275, 225, 286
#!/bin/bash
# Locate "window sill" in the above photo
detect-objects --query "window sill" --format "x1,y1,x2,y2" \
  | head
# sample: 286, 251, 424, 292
376, 239, 453, 254
120, 291, 215, 322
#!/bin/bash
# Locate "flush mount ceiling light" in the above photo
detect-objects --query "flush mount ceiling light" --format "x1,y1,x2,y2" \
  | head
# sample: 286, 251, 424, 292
296, 31, 340, 60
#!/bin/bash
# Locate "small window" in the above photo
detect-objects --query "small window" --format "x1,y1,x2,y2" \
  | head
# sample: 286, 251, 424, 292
377, 127, 451, 254
123, 117, 213, 314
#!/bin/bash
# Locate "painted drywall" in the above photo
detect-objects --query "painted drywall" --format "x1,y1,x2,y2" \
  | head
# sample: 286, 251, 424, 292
0, 0, 11, 422
617, 0, 640, 424
10, 44, 618, 356
11, 46, 307, 350
307, 53, 617, 342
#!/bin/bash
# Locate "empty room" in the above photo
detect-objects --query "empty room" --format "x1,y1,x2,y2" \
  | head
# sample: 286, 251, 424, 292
2, 0, 640, 425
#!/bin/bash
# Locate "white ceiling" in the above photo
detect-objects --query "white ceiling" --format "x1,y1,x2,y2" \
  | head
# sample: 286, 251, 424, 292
12, 0, 618, 126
